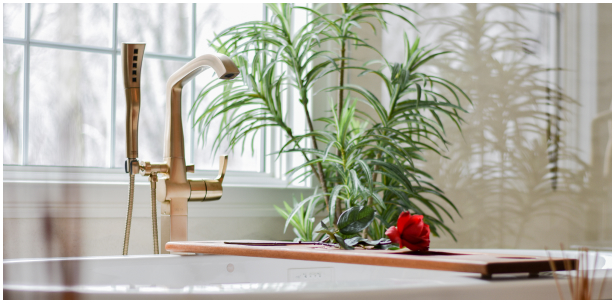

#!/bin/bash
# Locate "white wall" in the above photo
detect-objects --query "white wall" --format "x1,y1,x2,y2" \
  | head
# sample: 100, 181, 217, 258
380, 3, 611, 250
4, 178, 311, 258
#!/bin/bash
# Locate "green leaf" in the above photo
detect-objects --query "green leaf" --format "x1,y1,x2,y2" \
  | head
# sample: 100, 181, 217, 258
283, 189, 320, 233
359, 238, 388, 246
343, 236, 362, 247
337, 205, 375, 235
334, 234, 354, 250
320, 219, 330, 230
377, 243, 400, 250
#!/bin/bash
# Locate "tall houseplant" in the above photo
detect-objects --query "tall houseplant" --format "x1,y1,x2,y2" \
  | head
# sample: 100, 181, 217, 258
193, 4, 470, 248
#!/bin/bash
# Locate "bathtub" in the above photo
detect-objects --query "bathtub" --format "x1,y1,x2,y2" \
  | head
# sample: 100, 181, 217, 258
3, 249, 611, 299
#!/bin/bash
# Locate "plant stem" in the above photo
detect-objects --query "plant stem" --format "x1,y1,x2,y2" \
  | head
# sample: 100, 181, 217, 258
288, 56, 331, 210
367, 163, 379, 207
281, 26, 330, 211
337, 41, 346, 122
283, 125, 330, 211
334, 33, 347, 221
301, 103, 331, 209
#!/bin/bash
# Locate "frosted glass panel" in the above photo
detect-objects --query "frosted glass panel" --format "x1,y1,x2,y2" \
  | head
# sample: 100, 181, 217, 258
191, 67, 262, 172
195, 3, 263, 55
3, 3, 24, 38
117, 4, 191, 56
114, 58, 191, 167
30, 4, 112, 47
3, 44, 24, 164
29, 47, 110, 167
192, 3, 263, 172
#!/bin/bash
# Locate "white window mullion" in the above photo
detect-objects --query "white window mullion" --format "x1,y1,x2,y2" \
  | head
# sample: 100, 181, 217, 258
109, 3, 118, 168
25, 39, 114, 54
303, 3, 312, 187
189, 3, 197, 165
285, 70, 293, 185
22, 3, 31, 165
261, 3, 269, 173
287, 4, 296, 185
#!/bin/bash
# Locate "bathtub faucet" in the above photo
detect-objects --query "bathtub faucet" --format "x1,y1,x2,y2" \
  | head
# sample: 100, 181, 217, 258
123, 43, 239, 254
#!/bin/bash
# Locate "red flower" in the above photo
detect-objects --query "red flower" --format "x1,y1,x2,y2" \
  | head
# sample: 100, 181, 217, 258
385, 212, 430, 251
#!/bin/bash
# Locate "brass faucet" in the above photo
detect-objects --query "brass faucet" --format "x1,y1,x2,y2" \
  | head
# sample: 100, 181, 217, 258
129, 51, 239, 254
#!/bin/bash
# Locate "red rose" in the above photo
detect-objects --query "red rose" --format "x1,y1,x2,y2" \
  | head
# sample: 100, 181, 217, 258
385, 212, 430, 251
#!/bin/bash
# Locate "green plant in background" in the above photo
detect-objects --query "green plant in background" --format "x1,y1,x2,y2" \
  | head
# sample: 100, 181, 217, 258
193, 4, 471, 249
274, 193, 321, 242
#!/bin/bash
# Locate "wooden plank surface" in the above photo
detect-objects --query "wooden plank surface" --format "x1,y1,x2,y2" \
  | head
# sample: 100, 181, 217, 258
165, 241, 577, 276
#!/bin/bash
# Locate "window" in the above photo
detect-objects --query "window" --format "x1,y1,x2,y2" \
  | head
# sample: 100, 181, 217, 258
3, 3, 280, 178
4, 3, 315, 221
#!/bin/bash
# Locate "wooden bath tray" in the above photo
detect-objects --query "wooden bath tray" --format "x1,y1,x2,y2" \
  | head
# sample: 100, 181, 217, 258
165, 240, 577, 278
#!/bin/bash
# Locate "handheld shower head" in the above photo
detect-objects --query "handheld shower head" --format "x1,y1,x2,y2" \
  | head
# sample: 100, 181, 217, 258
122, 43, 146, 165
122, 43, 146, 88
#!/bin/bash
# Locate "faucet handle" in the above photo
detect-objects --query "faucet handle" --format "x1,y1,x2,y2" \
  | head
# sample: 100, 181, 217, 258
202, 155, 228, 201
187, 155, 228, 202
186, 164, 195, 174
216, 155, 228, 183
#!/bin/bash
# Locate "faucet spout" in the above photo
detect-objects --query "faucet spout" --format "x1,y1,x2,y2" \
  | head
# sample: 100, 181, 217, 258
164, 54, 239, 168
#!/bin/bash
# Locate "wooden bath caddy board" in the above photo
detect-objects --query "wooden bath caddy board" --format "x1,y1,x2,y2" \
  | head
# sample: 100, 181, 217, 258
165, 240, 577, 279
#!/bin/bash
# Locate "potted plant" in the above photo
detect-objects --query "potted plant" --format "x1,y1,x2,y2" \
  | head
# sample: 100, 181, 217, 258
193, 4, 471, 250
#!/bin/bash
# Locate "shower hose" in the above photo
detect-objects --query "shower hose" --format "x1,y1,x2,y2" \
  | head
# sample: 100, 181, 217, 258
122, 173, 159, 255
150, 173, 159, 254
122, 174, 135, 255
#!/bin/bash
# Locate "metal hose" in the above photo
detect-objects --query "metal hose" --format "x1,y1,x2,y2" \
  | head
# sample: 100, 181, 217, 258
150, 173, 159, 254
122, 174, 135, 255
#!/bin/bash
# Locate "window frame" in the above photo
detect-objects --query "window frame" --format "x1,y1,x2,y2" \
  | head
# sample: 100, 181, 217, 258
3, 3, 314, 219
3, 3, 309, 185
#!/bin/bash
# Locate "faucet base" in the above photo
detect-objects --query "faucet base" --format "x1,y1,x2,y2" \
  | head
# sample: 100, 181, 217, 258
161, 214, 170, 254
160, 212, 188, 254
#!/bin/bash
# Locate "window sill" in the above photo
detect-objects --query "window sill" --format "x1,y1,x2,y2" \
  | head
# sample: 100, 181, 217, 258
3, 165, 314, 219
